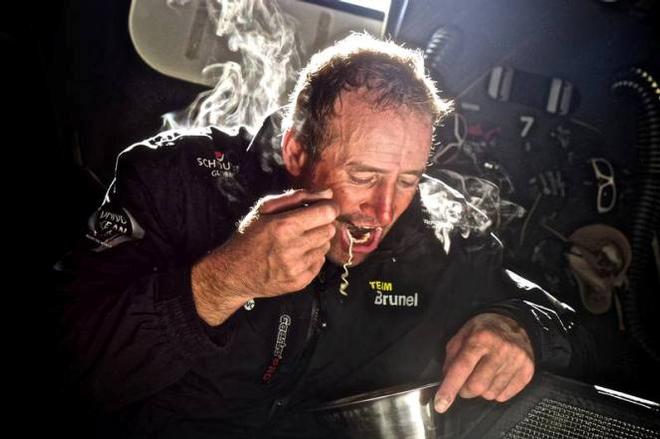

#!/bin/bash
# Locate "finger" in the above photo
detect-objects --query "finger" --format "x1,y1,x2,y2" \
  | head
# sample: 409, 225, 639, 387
279, 241, 329, 279
434, 345, 485, 413
261, 188, 333, 215
283, 228, 333, 269
283, 242, 330, 281
481, 364, 516, 401
487, 372, 516, 402
291, 256, 326, 291
306, 255, 326, 277
495, 365, 534, 402
491, 348, 534, 402
458, 355, 504, 399
442, 332, 467, 375
301, 242, 332, 268
279, 200, 339, 231
460, 341, 521, 400
301, 223, 336, 247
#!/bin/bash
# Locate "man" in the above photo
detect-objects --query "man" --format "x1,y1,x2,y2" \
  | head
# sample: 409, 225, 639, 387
56, 34, 588, 437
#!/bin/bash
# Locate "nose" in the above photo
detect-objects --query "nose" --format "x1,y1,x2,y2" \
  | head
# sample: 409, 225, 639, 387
361, 181, 395, 226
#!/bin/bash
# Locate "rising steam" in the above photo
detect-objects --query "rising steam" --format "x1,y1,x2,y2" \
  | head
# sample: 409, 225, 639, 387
420, 170, 526, 254
163, 0, 302, 136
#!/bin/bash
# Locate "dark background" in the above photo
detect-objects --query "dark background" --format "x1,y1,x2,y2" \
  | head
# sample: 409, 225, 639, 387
3, 0, 658, 436
392, 0, 660, 406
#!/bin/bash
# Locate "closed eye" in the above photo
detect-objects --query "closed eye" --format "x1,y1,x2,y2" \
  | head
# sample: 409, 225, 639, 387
349, 173, 377, 185
398, 177, 419, 188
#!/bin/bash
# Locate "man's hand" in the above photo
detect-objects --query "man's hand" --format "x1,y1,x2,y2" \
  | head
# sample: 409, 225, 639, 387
191, 188, 339, 326
434, 313, 535, 413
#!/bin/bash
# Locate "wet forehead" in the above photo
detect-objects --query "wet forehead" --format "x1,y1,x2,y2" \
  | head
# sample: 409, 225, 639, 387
326, 91, 433, 168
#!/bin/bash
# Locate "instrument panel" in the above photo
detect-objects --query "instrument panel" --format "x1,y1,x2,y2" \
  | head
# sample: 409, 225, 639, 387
395, 0, 658, 311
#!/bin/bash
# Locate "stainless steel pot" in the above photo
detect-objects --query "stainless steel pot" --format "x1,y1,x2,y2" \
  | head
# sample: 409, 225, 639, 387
312, 382, 441, 439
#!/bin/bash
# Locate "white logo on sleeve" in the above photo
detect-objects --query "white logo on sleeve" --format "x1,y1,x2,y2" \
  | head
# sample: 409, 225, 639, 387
86, 204, 145, 252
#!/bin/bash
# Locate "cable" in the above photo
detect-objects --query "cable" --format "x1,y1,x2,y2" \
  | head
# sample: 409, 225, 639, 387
611, 67, 660, 363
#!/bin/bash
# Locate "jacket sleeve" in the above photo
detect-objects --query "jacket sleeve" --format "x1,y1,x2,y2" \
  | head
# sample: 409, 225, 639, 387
54, 143, 234, 412
459, 236, 597, 377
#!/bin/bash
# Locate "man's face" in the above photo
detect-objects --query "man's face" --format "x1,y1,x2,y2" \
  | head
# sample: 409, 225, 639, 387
301, 92, 433, 266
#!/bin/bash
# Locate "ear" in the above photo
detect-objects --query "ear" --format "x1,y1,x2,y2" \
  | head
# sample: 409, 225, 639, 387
281, 129, 309, 178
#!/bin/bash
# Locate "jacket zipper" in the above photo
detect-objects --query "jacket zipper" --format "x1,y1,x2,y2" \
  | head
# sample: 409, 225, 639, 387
266, 289, 322, 421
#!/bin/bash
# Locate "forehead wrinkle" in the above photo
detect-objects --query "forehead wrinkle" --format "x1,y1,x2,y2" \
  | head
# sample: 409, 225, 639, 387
321, 91, 432, 169
334, 108, 410, 153
349, 122, 429, 169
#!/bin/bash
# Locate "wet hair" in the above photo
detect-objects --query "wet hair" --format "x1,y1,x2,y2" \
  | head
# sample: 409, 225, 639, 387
283, 32, 451, 162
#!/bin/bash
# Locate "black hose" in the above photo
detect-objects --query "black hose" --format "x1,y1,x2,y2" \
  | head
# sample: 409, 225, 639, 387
611, 67, 660, 363
424, 25, 461, 93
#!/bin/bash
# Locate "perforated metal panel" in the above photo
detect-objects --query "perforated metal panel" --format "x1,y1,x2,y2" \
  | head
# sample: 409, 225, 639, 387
502, 398, 660, 439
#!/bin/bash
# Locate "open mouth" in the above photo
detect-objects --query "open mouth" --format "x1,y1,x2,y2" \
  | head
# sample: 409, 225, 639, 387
342, 224, 383, 253
347, 225, 376, 244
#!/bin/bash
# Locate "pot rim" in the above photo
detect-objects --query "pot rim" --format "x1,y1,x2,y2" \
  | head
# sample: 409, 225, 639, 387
311, 381, 441, 411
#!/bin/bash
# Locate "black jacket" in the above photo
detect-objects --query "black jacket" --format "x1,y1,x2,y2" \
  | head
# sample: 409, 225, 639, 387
55, 115, 592, 437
